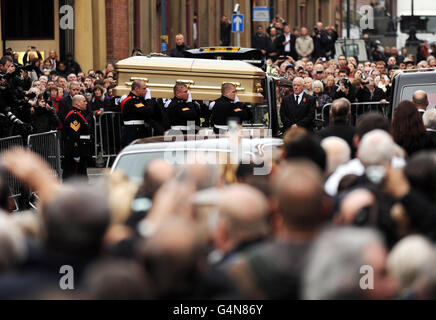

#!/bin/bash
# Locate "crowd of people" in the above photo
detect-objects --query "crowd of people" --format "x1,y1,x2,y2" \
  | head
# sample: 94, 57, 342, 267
2, 16, 436, 300
0, 47, 118, 139
0, 99, 436, 299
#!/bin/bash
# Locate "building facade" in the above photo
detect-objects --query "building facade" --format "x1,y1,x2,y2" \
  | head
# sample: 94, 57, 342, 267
0, 0, 340, 72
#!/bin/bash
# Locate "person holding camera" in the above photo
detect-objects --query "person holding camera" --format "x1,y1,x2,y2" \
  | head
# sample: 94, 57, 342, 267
312, 22, 329, 60
30, 94, 60, 134
333, 68, 356, 102
0, 56, 32, 138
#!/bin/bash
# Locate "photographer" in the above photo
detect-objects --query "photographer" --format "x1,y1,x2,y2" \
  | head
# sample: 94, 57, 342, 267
0, 56, 32, 138
333, 68, 356, 102
30, 94, 60, 134
312, 22, 329, 60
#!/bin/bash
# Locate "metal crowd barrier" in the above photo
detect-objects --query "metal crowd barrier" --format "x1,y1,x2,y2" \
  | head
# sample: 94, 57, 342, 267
97, 112, 123, 168
0, 135, 24, 201
27, 131, 62, 178
320, 102, 391, 127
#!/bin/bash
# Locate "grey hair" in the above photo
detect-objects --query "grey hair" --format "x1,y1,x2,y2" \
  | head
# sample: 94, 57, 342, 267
423, 109, 436, 130
69, 81, 81, 89
312, 80, 324, 91
358, 129, 395, 168
321, 137, 351, 174
387, 235, 434, 294
303, 226, 383, 300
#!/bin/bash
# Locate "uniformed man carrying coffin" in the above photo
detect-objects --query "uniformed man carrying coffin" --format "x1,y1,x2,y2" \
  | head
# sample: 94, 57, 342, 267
120, 80, 154, 147
166, 83, 201, 134
210, 83, 252, 134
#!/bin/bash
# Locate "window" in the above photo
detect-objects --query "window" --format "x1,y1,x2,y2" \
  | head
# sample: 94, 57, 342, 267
2, 0, 54, 40
401, 84, 436, 106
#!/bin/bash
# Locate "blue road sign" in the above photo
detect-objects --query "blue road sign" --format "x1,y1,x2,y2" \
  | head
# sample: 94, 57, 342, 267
232, 14, 244, 33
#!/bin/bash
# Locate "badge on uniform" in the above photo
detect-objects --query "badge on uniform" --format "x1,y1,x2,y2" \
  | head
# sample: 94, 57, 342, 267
135, 103, 144, 108
234, 108, 242, 112
182, 108, 190, 112
71, 120, 81, 132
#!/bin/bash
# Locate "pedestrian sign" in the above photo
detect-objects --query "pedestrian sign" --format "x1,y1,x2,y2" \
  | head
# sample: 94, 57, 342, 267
232, 14, 244, 33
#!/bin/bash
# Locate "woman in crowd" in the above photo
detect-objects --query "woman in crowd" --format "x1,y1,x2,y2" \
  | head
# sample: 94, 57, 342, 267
392, 100, 432, 156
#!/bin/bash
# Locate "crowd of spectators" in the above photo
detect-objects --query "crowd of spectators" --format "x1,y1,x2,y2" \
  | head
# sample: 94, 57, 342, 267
0, 93, 436, 299
0, 47, 118, 139
255, 16, 436, 122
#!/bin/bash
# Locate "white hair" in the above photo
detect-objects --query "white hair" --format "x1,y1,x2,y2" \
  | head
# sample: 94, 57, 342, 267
423, 109, 436, 130
321, 137, 351, 175
387, 235, 434, 294
303, 227, 383, 300
358, 130, 395, 168
312, 80, 324, 91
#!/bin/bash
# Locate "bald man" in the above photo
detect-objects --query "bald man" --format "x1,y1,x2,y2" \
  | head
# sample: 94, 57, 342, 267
280, 77, 316, 132
413, 90, 430, 117
62, 95, 92, 180
213, 184, 269, 269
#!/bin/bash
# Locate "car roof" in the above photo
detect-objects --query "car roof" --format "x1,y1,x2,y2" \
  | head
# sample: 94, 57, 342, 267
120, 136, 283, 154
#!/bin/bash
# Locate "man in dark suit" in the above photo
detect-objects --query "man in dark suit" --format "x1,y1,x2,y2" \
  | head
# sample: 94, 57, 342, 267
277, 25, 298, 61
280, 77, 316, 132
317, 98, 357, 157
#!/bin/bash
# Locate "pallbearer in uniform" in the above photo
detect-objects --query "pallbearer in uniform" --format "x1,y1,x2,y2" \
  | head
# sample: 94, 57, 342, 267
62, 95, 92, 180
210, 83, 252, 134
166, 83, 200, 133
120, 80, 154, 147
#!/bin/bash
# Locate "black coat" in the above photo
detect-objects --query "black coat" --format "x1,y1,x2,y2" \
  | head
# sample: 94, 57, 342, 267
252, 33, 270, 53
211, 96, 252, 126
166, 98, 200, 127
220, 22, 231, 46
280, 92, 316, 132
312, 30, 330, 59
169, 44, 191, 58
31, 106, 60, 134
356, 87, 386, 103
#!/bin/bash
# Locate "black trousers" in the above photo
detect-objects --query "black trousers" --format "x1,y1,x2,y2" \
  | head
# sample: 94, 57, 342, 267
121, 125, 150, 148
62, 156, 88, 181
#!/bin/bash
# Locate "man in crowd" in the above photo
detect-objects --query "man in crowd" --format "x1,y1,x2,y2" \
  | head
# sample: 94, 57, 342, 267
120, 80, 155, 147
312, 22, 329, 60
317, 98, 356, 156
280, 77, 316, 132
413, 90, 431, 117
278, 25, 297, 61
296, 27, 314, 59
252, 26, 270, 57
169, 34, 191, 58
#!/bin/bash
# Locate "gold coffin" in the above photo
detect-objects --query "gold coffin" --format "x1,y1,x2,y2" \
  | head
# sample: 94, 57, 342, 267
114, 56, 265, 104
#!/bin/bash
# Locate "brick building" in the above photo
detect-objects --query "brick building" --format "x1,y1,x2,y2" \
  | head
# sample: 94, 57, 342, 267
0, 0, 341, 72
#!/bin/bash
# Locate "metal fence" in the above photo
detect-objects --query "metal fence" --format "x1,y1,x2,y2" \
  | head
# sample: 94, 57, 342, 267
0, 135, 24, 201
97, 112, 123, 167
319, 102, 391, 127
27, 131, 62, 178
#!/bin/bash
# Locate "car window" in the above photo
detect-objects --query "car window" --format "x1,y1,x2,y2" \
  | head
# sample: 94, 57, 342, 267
400, 84, 436, 107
